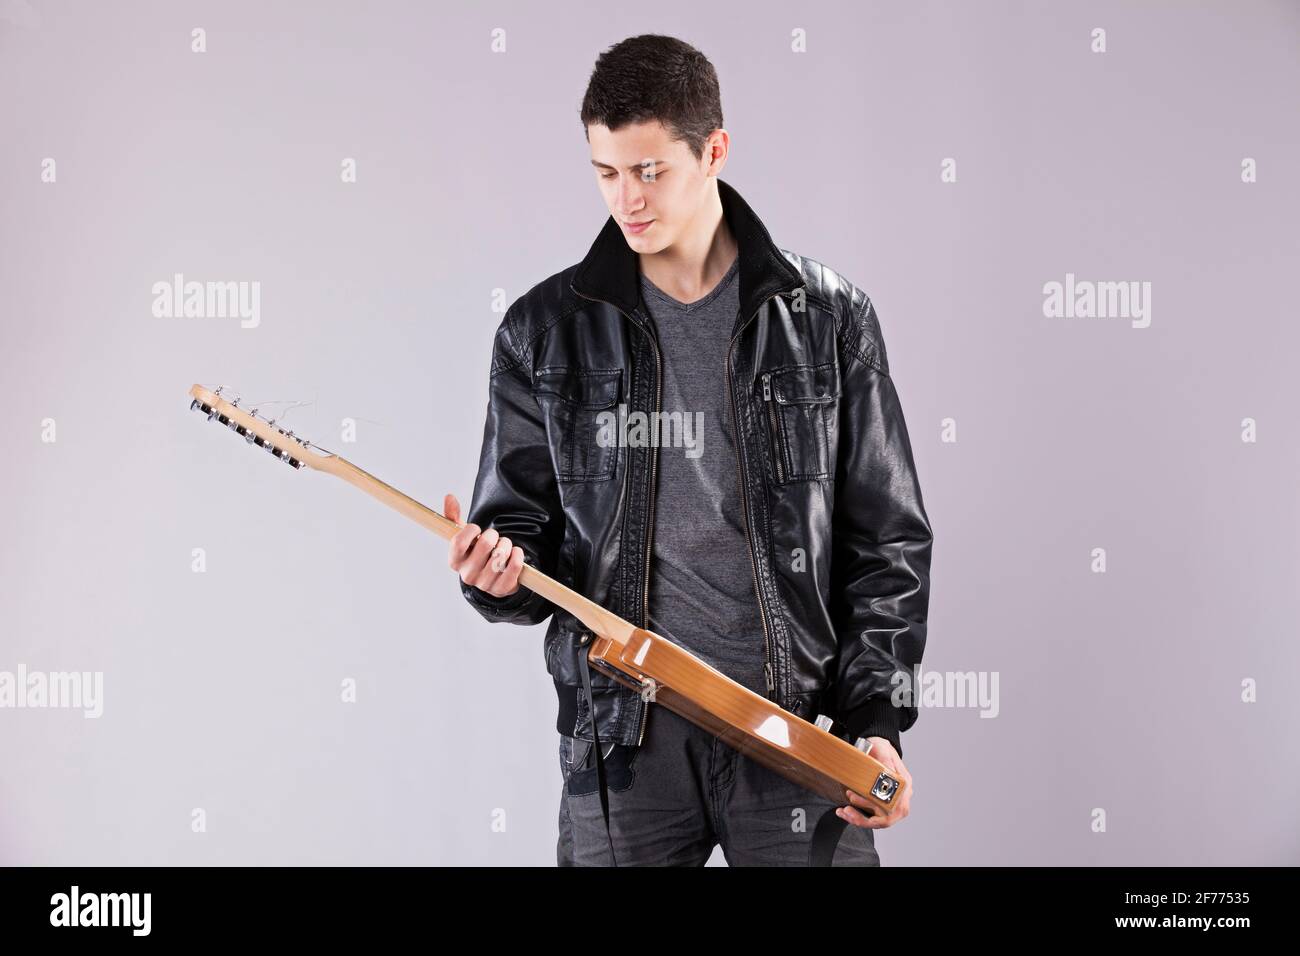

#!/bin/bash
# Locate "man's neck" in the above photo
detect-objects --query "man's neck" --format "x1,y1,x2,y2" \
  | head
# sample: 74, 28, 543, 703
637, 184, 739, 304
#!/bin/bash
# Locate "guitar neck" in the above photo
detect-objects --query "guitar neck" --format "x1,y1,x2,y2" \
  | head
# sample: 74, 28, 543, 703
316, 452, 636, 647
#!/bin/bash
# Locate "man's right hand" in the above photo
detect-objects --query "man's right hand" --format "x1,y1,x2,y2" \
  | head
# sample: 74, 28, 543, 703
445, 493, 526, 599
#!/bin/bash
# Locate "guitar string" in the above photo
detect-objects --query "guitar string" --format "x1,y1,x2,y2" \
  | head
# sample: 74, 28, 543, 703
199, 386, 347, 455
243, 399, 314, 426
200, 385, 315, 425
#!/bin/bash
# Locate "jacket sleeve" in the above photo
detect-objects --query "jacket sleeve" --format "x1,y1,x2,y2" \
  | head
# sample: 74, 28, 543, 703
458, 304, 564, 625
827, 294, 933, 759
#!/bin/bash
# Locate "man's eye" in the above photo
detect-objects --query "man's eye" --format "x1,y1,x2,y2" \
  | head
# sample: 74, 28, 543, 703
600, 171, 617, 179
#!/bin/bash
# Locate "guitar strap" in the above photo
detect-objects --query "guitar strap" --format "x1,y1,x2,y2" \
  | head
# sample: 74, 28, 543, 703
578, 649, 851, 868
577, 650, 619, 867
808, 806, 849, 866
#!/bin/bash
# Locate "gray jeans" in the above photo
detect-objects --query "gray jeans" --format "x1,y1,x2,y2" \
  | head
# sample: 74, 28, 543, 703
557, 702, 881, 866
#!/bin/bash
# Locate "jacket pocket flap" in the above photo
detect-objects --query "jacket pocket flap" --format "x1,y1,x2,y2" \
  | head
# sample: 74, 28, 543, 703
772, 362, 839, 405
533, 367, 622, 409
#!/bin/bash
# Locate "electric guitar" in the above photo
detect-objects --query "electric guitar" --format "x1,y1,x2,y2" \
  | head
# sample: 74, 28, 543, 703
187, 384, 906, 818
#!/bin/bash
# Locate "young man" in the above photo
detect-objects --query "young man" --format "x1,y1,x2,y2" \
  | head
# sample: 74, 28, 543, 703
446, 34, 933, 866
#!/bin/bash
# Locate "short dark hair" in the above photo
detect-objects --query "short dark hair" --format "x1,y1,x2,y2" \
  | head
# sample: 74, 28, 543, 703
579, 34, 723, 160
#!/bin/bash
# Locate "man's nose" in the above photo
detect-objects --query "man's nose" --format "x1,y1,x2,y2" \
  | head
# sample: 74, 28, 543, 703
617, 175, 645, 214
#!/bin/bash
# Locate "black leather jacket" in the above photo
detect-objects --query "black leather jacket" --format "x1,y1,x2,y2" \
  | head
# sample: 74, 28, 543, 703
461, 178, 933, 757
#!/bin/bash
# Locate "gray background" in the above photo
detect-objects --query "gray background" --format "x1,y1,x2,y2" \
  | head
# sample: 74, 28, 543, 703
1, 0, 1297, 865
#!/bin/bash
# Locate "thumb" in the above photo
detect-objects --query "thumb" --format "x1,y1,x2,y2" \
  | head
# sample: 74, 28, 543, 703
444, 493, 461, 525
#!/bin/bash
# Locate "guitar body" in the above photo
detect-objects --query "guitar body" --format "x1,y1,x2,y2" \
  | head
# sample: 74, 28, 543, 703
589, 629, 901, 809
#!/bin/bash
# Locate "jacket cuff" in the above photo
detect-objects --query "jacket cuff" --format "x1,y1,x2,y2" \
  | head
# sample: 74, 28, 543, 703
460, 579, 536, 619
839, 696, 904, 759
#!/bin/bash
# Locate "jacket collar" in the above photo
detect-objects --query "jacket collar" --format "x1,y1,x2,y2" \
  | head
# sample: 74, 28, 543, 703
570, 177, 803, 325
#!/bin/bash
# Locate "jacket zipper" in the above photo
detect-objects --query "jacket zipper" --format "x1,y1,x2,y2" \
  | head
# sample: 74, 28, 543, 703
572, 287, 659, 746
637, 324, 661, 746
729, 295, 785, 700
761, 372, 785, 483
575, 286, 787, 727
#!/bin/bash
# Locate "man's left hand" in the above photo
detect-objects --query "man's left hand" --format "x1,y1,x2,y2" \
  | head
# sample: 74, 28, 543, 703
837, 737, 913, 829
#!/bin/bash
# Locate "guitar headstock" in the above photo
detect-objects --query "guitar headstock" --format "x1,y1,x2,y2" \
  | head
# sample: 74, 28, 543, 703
188, 384, 332, 471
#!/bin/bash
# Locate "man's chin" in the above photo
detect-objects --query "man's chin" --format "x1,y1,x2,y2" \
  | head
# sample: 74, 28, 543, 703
624, 230, 669, 253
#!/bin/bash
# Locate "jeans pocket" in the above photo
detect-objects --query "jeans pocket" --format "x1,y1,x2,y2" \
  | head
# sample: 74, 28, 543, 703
559, 734, 639, 796
558, 734, 592, 781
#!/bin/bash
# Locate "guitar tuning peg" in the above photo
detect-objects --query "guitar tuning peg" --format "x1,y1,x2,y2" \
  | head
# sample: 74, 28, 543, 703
813, 714, 834, 733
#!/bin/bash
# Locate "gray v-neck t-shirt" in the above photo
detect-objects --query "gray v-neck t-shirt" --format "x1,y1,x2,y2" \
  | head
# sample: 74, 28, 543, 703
637, 256, 769, 696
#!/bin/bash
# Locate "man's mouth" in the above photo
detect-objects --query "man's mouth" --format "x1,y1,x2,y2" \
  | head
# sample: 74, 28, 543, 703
623, 219, 654, 234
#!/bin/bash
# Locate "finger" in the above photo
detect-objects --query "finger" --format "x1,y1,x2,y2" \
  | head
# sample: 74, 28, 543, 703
897, 772, 914, 807
896, 791, 912, 819
892, 755, 913, 788
845, 787, 900, 813
485, 546, 526, 598
444, 493, 461, 524
500, 545, 526, 586
465, 527, 501, 585
844, 788, 874, 810
449, 522, 481, 568
842, 788, 904, 827
876, 749, 902, 776
489, 536, 513, 574
837, 804, 887, 829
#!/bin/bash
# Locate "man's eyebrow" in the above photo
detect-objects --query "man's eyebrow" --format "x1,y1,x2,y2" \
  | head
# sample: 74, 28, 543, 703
589, 159, 667, 171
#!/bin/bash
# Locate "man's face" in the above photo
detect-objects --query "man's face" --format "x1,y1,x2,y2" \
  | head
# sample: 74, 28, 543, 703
587, 119, 724, 254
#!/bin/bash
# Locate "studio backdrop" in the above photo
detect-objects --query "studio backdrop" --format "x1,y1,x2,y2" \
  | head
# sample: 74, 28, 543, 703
1, 0, 1297, 865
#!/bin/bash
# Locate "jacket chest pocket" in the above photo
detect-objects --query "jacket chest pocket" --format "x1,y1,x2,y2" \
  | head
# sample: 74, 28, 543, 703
757, 362, 839, 482
533, 366, 622, 481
